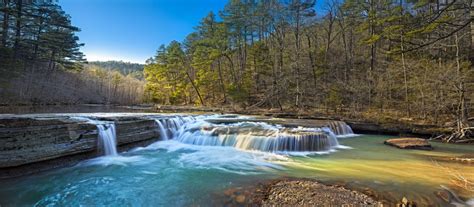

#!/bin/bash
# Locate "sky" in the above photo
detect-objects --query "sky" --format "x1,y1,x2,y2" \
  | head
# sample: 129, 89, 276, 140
60, 0, 228, 64
60, 0, 328, 64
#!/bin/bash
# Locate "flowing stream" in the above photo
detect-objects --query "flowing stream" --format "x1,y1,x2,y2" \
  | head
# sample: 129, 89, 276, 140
0, 114, 473, 206
154, 116, 345, 153
73, 117, 118, 156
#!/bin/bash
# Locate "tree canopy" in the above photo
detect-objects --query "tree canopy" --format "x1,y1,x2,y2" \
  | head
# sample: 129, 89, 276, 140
144, 0, 473, 128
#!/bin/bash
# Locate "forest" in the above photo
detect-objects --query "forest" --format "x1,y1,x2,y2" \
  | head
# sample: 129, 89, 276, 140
1, 1, 474, 205
88, 60, 145, 80
0, 0, 144, 105
144, 0, 474, 139
0, 0, 473, 138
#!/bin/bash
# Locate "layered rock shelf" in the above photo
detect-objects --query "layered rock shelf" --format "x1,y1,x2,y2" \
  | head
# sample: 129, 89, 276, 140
0, 114, 162, 178
0, 113, 361, 179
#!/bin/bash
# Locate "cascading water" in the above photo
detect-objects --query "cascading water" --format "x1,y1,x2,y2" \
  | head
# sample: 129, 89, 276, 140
96, 123, 118, 156
154, 119, 169, 140
326, 121, 355, 136
154, 116, 197, 138
153, 115, 345, 153
72, 117, 118, 156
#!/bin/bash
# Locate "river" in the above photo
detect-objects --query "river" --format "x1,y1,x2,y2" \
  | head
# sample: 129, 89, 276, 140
0, 113, 473, 206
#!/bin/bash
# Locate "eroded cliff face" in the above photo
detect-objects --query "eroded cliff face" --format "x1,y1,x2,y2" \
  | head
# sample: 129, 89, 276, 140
0, 115, 161, 178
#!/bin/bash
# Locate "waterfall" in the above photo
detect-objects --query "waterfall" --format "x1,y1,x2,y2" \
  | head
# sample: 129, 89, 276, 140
326, 121, 354, 136
71, 117, 118, 156
96, 123, 118, 156
150, 115, 354, 153
154, 120, 169, 140
321, 127, 340, 146
167, 119, 340, 153
154, 116, 197, 139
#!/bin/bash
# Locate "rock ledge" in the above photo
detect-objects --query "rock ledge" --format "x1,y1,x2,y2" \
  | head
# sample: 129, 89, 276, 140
384, 138, 433, 150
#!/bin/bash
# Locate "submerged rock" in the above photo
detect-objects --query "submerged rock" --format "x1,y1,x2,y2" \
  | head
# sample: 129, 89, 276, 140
450, 155, 474, 163
384, 138, 433, 150
235, 195, 246, 203
429, 154, 474, 165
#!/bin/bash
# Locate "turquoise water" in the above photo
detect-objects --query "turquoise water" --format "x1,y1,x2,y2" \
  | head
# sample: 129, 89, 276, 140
1, 135, 473, 206
0, 141, 282, 206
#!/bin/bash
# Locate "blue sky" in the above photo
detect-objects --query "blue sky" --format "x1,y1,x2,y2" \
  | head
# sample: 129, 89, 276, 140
60, 0, 227, 64
60, 0, 327, 64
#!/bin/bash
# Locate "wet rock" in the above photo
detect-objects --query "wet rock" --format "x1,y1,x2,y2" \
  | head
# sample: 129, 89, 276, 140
435, 191, 450, 203
225, 178, 383, 206
235, 195, 246, 203
224, 188, 236, 196
450, 156, 474, 163
0, 115, 161, 178
384, 138, 433, 150
396, 197, 417, 207
429, 154, 474, 165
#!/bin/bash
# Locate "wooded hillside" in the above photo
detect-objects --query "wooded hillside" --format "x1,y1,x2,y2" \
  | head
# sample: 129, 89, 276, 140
0, 0, 144, 105
88, 61, 144, 79
144, 0, 474, 128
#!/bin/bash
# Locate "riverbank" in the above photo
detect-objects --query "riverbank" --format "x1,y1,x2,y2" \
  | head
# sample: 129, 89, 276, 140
223, 178, 384, 206
0, 112, 473, 205
0, 104, 464, 139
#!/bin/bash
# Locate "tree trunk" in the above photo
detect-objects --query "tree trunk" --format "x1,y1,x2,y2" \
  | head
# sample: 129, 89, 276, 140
294, 9, 301, 108
401, 39, 409, 117
223, 54, 237, 84
217, 58, 227, 103
470, 0, 474, 64
400, 0, 410, 117
185, 70, 204, 106
1, 0, 9, 47
306, 33, 317, 88
338, 19, 349, 82
33, 19, 44, 60
13, 0, 22, 57
454, 32, 467, 122
368, 0, 376, 107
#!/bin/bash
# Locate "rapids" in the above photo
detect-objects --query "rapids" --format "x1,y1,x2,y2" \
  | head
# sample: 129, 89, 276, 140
153, 115, 350, 153
0, 113, 473, 206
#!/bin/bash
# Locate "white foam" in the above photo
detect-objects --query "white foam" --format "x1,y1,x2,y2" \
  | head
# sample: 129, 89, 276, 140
336, 145, 353, 149
337, 134, 360, 138
466, 198, 474, 206
274, 149, 337, 157
142, 140, 288, 174
78, 155, 144, 167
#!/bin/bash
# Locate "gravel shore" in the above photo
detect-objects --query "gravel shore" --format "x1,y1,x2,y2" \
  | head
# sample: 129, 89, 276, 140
223, 178, 384, 206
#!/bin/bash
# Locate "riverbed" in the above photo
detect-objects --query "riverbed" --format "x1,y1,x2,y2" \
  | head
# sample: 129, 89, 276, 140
0, 114, 473, 206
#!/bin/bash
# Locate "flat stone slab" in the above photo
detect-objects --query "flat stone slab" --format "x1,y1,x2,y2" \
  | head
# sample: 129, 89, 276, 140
384, 138, 433, 150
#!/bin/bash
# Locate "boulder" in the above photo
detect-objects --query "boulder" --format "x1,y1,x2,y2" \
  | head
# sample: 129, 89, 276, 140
384, 138, 433, 150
